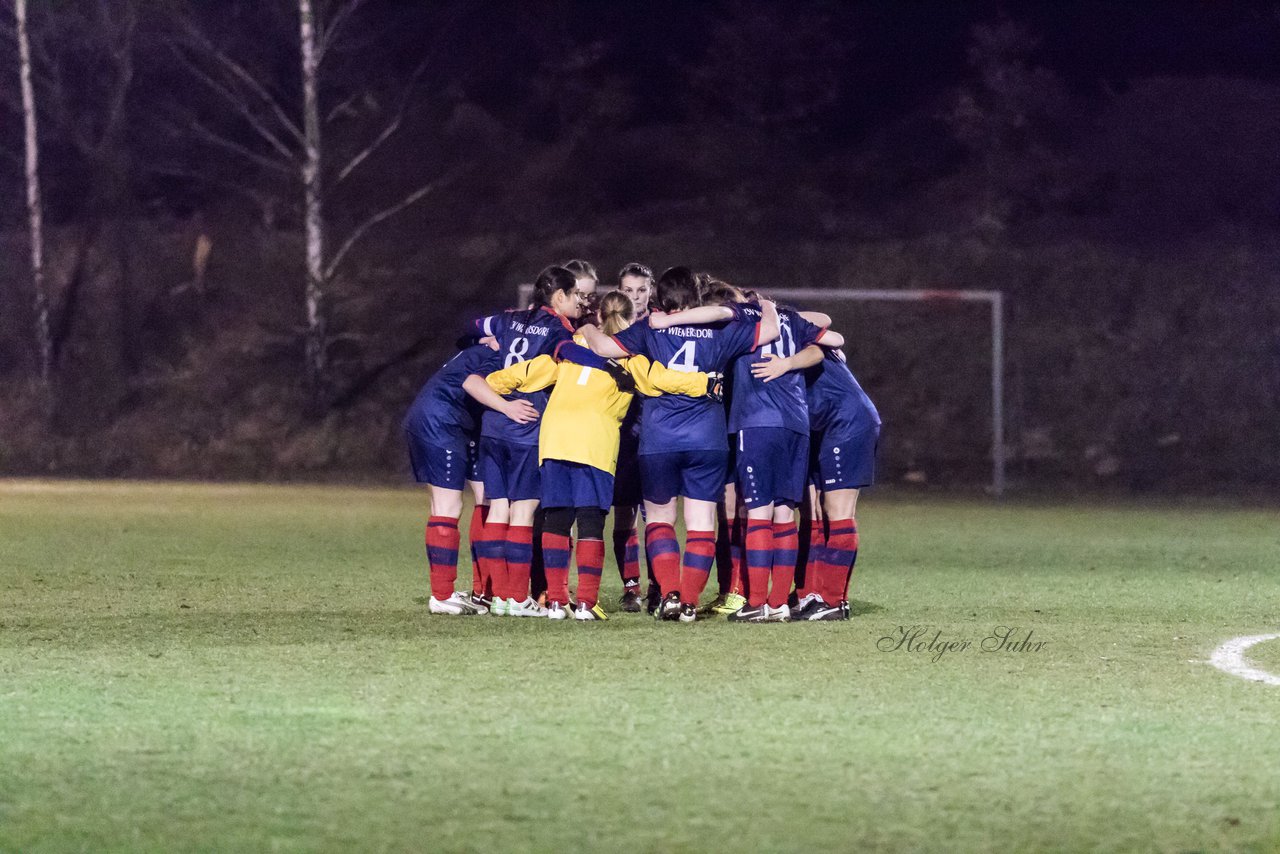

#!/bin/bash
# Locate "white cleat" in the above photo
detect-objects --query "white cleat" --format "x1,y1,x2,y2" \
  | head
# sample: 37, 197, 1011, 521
489, 596, 510, 617
508, 596, 548, 617
429, 592, 480, 615
574, 602, 608, 621
762, 603, 792, 623
546, 602, 568, 620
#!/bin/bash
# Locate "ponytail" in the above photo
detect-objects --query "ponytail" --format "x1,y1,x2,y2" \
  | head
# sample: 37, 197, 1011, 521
531, 265, 578, 308
599, 291, 635, 336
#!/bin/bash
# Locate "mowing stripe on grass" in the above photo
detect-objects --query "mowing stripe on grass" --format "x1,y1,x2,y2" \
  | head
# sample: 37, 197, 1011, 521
1209, 633, 1280, 686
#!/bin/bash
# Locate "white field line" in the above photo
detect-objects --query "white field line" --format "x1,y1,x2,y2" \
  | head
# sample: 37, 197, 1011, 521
1208, 633, 1280, 686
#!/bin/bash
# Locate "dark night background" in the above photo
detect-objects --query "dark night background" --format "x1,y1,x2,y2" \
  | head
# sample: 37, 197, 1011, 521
2, 0, 1278, 492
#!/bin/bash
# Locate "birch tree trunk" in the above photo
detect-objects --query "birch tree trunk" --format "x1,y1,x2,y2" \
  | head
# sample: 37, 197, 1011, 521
15, 0, 52, 385
298, 0, 326, 401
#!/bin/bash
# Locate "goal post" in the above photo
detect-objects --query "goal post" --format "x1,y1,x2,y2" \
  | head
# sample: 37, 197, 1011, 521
767, 288, 1005, 498
514, 283, 1006, 496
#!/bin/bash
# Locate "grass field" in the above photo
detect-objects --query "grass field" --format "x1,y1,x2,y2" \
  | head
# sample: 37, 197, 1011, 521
2, 480, 1279, 853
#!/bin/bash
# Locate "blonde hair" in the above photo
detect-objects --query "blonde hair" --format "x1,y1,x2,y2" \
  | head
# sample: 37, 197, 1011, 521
599, 291, 635, 336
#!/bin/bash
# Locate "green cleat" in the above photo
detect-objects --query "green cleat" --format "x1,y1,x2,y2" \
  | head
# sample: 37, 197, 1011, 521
712, 593, 746, 615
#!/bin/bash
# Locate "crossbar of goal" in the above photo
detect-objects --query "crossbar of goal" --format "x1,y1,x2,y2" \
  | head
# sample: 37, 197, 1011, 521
513, 284, 1006, 496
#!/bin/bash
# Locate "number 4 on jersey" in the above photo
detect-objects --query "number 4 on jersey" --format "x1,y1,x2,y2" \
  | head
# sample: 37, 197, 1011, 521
668, 340, 700, 372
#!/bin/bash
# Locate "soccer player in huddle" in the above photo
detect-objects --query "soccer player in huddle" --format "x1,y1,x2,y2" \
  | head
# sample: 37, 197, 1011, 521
649, 289, 844, 621
795, 347, 881, 620
461, 265, 582, 616
413, 259, 878, 624
580, 266, 780, 621
402, 343, 534, 614
610, 262, 655, 611
479, 290, 717, 619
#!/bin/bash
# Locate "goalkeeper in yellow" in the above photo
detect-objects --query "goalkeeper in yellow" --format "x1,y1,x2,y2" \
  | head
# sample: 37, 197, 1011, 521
466, 292, 719, 621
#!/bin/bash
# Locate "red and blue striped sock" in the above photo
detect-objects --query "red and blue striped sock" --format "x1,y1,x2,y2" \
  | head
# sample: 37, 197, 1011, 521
820, 519, 859, 604
644, 522, 681, 595
504, 525, 534, 601
468, 505, 487, 595
679, 530, 717, 605
745, 520, 774, 607
426, 516, 460, 600
797, 516, 825, 599
575, 538, 605, 607
476, 519, 507, 599
729, 516, 746, 596
541, 531, 572, 605
769, 521, 799, 609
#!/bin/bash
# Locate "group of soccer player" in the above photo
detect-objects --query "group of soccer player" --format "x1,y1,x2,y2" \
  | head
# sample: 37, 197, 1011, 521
402, 259, 881, 623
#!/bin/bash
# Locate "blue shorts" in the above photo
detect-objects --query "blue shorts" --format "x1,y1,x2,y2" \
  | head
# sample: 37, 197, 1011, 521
612, 441, 643, 507
724, 438, 739, 487
811, 424, 880, 491
639, 450, 730, 504
737, 427, 809, 509
480, 439, 541, 502
542, 459, 615, 511
406, 432, 480, 490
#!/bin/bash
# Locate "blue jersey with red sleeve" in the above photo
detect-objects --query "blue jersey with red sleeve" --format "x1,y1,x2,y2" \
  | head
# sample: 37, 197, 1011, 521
477, 306, 576, 445
402, 344, 493, 448
727, 306, 825, 435
613, 316, 759, 454
804, 348, 881, 437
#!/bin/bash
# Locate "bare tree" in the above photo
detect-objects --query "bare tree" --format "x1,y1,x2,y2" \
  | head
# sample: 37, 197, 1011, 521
173, 0, 455, 406
12, 0, 51, 384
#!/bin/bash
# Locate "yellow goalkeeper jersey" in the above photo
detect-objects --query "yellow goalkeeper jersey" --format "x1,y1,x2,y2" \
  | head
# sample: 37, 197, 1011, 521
485, 352, 708, 475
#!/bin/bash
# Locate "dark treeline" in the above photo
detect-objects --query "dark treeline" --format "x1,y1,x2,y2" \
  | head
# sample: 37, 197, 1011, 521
1, 0, 1278, 492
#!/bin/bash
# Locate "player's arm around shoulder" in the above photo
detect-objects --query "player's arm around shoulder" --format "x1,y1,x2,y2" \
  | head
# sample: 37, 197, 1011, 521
648, 305, 733, 329
630, 355, 712, 399
751, 343, 826, 383
579, 323, 630, 359
485, 354, 557, 394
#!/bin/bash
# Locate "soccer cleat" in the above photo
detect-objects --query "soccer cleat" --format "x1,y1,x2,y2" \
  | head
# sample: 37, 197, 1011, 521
574, 602, 609, 621
678, 603, 697, 623
791, 594, 824, 621
840, 600, 851, 619
488, 596, 509, 617
546, 601, 568, 620
619, 590, 642, 613
712, 592, 746, 615
699, 593, 727, 615
469, 592, 492, 615
762, 603, 792, 623
727, 603, 768, 623
807, 601, 849, 621
645, 585, 661, 615
428, 592, 479, 615
655, 591, 682, 621
508, 596, 548, 617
